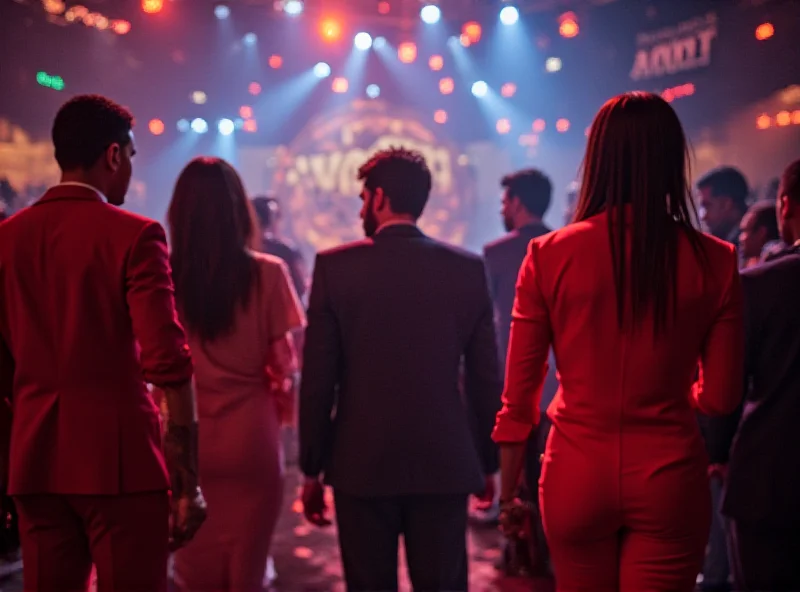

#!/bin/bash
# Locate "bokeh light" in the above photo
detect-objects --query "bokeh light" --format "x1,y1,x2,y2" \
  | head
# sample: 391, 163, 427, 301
332, 77, 349, 93
398, 42, 417, 64
556, 118, 570, 132
214, 3, 230, 19
191, 91, 207, 105
248, 82, 262, 95
320, 18, 343, 42
532, 118, 546, 132
218, 118, 235, 136
284, 0, 304, 16
141, 0, 163, 14
459, 34, 471, 47
43, 0, 66, 15
756, 114, 771, 129
354, 32, 373, 50
499, 6, 519, 25
776, 111, 791, 126
500, 83, 516, 98
314, 62, 332, 78
243, 119, 258, 133
420, 5, 441, 24
545, 57, 562, 72
366, 84, 381, 99
559, 12, 579, 38
239, 105, 253, 119
471, 80, 488, 97
429, 55, 444, 71
176, 119, 190, 132
269, 55, 283, 69
148, 119, 165, 136
496, 118, 511, 134
755, 22, 774, 41
111, 19, 131, 34
243, 32, 257, 46
434, 110, 448, 124
439, 77, 454, 95
462, 22, 482, 43
191, 118, 209, 134
378, 1, 390, 14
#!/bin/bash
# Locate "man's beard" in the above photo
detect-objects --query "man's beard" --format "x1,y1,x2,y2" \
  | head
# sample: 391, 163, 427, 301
502, 215, 514, 233
363, 209, 379, 237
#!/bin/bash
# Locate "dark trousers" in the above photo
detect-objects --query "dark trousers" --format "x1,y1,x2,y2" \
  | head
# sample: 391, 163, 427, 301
333, 490, 468, 592
14, 491, 169, 592
729, 521, 800, 591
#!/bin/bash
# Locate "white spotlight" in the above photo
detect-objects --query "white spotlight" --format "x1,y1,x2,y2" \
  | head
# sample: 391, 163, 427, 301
471, 80, 488, 97
177, 119, 190, 132
366, 84, 380, 98
218, 118, 235, 135
284, 0, 303, 15
354, 32, 373, 50
499, 6, 519, 25
313, 62, 331, 78
373, 36, 387, 49
545, 57, 562, 72
420, 4, 441, 24
190, 118, 209, 134
214, 3, 230, 19
243, 32, 257, 46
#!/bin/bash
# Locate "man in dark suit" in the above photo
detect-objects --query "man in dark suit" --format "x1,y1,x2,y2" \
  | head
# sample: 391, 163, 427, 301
722, 158, 800, 591
483, 168, 556, 575
299, 147, 501, 591
0, 95, 206, 591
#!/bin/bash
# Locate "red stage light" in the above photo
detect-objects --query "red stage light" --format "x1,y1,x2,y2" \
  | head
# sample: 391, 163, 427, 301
558, 12, 579, 38
148, 119, 165, 136
429, 55, 444, 71
332, 77, 349, 93
462, 21, 481, 44
556, 118, 570, 132
269, 55, 283, 69
755, 22, 774, 41
439, 77, 454, 95
141, 0, 163, 14
793, 110, 800, 125
776, 111, 791, 127
500, 83, 516, 98
496, 119, 511, 134
434, 110, 447, 124
320, 18, 343, 42
239, 106, 253, 119
378, 1, 390, 14
532, 118, 546, 132
112, 20, 131, 35
398, 42, 417, 63
756, 114, 771, 130
248, 82, 262, 95
243, 119, 258, 133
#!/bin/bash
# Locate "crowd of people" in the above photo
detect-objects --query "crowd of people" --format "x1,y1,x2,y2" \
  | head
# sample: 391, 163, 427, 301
0, 91, 798, 592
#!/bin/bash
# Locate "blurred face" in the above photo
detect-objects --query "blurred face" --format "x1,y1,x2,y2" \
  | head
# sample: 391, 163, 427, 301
500, 188, 518, 232
738, 211, 766, 260
359, 185, 383, 237
106, 131, 135, 206
698, 186, 739, 237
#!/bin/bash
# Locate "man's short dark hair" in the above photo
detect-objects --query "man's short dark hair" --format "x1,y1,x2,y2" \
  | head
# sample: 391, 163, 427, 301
781, 158, 800, 204
501, 169, 552, 218
747, 200, 779, 242
357, 147, 432, 219
697, 166, 749, 213
52, 94, 134, 171
251, 194, 280, 228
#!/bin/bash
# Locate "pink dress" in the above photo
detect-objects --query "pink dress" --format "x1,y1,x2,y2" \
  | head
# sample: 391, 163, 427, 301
173, 253, 305, 591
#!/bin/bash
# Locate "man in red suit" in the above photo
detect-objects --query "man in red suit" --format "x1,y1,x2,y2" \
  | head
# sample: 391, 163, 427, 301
0, 95, 206, 591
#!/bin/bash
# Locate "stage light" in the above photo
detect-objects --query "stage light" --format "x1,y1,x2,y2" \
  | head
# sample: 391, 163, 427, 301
214, 3, 230, 19
439, 77, 454, 94
756, 114, 771, 129
545, 57, 562, 72
556, 118, 570, 132
499, 6, 519, 25
141, 0, 163, 14
94, 15, 109, 30
366, 84, 381, 98
177, 119, 190, 132
776, 111, 791, 127
111, 20, 131, 35
243, 119, 258, 132
320, 18, 342, 42
434, 110, 447, 124
756, 22, 774, 41
373, 36, 387, 49
501, 83, 516, 97
191, 118, 209, 134
378, 1, 390, 13
459, 34, 471, 47
36, 71, 65, 91
793, 110, 800, 125
43, 0, 66, 15
248, 82, 262, 95
191, 91, 207, 105
332, 77, 349, 93
354, 32, 373, 50
471, 81, 488, 97
559, 12, 579, 38
398, 42, 417, 63
532, 118, 545, 132
462, 21, 481, 43
284, 0, 304, 15
218, 119, 235, 135
314, 62, 331, 78
269, 55, 283, 68
148, 119, 165, 136
243, 32, 257, 46
429, 55, 443, 71
496, 119, 511, 134
239, 105, 253, 119
420, 4, 441, 24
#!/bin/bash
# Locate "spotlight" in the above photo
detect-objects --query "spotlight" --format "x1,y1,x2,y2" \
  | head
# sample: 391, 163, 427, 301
420, 4, 440, 24
756, 114, 771, 130
354, 32, 373, 50
545, 57, 562, 72
284, 0, 303, 15
755, 22, 774, 41
429, 55, 444, 71
471, 80, 488, 97
320, 18, 342, 42
148, 119, 165, 136
214, 3, 230, 19
218, 118, 235, 135
462, 21, 481, 43
366, 84, 380, 98
314, 62, 331, 78
398, 42, 417, 63
191, 90, 207, 105
243, 32, 257, 46
177, 119, 190, 132
332, 77, 349, 93
191, 118, 209, 134
499, 6, 519, 25
558, 12, 579, 38
373, 36, 387, 49
141, 0, 163, 14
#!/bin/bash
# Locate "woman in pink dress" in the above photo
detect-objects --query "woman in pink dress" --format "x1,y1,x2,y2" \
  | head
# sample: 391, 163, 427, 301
166, 157, 305, 591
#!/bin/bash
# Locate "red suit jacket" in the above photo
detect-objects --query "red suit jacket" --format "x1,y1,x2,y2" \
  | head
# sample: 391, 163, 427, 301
0, 184, 193, 496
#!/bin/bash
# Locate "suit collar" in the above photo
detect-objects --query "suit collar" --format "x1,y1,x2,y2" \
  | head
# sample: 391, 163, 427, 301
35, 183, 106, 206
373, 223, 424, 239
518, 221, 551, 237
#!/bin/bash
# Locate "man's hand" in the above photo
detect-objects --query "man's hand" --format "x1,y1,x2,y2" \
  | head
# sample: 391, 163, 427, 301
498, 498, 531, 540
163, 420, 207, 549
301, 477, 332, 527
169, 490, 207, 551
473, 474, 496, 512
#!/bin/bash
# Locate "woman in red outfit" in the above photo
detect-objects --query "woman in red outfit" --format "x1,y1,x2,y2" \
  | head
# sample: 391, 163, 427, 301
493, 92, 744, 591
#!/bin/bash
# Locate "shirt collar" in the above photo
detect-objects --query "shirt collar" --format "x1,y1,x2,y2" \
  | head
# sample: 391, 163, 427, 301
375, 219, 417, 235
55, 182, 108, 202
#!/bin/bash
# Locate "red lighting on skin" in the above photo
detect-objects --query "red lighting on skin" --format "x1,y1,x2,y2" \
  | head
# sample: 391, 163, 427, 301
378, 1, 390, 14
248, 82, 262, 95
558, 12, 579, 38
462, 21, 482, 44
500, 83, 516, 98
532, 118, 546, 132
429, 55, 444, 71
556, 118, 570, 132
332, 77, 349, 93
239, 106, 253, 119
755, 22, 774, 41
434, 110, 447, 124
269, 55, 283, 69
243, 119, 258, 133
148, 119, 165, 135
398, 42, 417, 64
439, 77, 454, 95
112, 20, 131, 35
496, 119, 511, 134
141, 0, 163, 14
320, 18, 343, 42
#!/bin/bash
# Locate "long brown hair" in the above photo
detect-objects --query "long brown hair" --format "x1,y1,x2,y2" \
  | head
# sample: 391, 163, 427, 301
168, 157, 259, 342
573, 92, 706, 335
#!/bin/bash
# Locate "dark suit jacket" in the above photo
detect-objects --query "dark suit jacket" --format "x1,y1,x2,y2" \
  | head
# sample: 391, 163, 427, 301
722, 246, 800, 527
299, 224, 502, 497
262, 235, 307, 302
0, 184, 193, 495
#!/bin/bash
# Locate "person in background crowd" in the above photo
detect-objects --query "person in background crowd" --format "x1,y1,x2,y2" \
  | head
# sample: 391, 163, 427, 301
721, 158, 800, 591
252, 194, 308, 304
738, 200, 779, 269
564, 181, 580, 226
696, 165, 750, 592
494, 92, 743, 592
0, 94, 205, 592
300, 147, 501, 592
167, 158, 304, 592
483, 168, 556, 575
